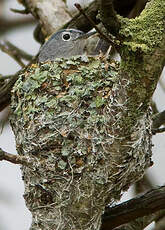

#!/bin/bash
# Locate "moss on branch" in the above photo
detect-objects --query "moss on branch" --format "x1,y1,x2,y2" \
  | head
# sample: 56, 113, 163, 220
119, 0, 165, 53
115, 0, 165, 133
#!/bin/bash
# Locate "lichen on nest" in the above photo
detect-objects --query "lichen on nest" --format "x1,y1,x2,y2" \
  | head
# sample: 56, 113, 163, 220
10, 55, 152, 230
10, 56, 120, 172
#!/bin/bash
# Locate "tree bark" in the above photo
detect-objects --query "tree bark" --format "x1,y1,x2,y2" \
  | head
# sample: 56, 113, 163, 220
20, 0, 71, 36
10, 0, 165, 229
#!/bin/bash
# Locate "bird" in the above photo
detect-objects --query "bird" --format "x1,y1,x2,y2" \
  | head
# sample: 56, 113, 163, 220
38, 29, 96, 63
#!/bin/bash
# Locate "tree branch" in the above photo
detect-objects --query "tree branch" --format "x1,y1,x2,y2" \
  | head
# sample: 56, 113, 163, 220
113, 0, 138, 17
99, 0, 120, 36
24, 0, 147, 43
118, 0, 165, 120
20, 0, 71, 36
74, 3, 115, 46
101, 186, 165, 230
4, 41, 33, 61
152, 127, 165, 134
112, 212, 157, 230
0, 39, 34, 111
128, 0, 149, 18
154, 210, 165, 230
0, 147, 30, 165
152, 110, 165, 134
134, 174, 154, 195
66, 1, 100, 32
114, 210, 165, 230
0, 42, 25, 67
152, 110, 165, 129
0, 17, 35, 35
66, 0, 143, 32
0, 70, 22, 112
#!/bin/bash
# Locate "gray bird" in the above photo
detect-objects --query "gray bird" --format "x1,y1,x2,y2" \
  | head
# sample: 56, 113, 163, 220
38, 29, 96, 63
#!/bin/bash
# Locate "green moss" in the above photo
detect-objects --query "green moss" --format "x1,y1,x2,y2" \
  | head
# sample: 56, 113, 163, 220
119, 0, 165, 53
116, 1, 165, 111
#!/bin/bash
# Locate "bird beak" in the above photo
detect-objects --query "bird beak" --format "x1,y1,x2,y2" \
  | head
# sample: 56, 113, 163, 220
74, 30, 97, 41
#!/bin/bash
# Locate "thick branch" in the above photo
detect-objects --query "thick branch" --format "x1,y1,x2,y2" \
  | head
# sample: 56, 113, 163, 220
66, 0, 145, 32
112, 212, 158, 230
99, 0, 120, 36
118, 0, 165, 133
113, 0, 138, 17
66, 1, 100, 32
22, 0, 146, 43
115, 210, 165, 230
128, 0, 148, 18
101, 186, 165, 230
154, 210, 165, 230
21, 0, 71, 36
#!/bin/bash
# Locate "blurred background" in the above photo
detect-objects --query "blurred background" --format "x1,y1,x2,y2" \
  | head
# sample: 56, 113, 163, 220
0, 0, 164, 229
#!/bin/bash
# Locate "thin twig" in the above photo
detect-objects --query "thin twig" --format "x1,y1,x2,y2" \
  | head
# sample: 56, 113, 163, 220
152, 127, 165, 134
0, 74, 13, 80
10, 8, 29, 14
0, 148, 30, 166
64, 1, 100, 32
152, 110, 165, 134
0, 52, 35, 112
0, 42, 25, 67
74, 3, 115, 46
0, 69, 22, 112
0, 17, 35, 34
5, 41, 33, 61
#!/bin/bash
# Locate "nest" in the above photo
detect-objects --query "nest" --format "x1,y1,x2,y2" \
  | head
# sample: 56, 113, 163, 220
10, 56, 152, 230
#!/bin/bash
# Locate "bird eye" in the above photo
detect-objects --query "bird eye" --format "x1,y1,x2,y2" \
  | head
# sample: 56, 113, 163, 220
62, 32, 71, 41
